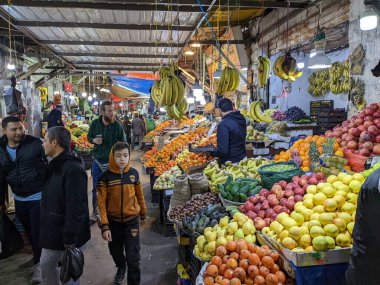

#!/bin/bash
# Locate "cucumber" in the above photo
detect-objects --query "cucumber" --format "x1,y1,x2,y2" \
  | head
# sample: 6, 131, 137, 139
239, 193, 248, 202
220, 188, 228, 198
231, 183, 240, 195
239, 184, 251, 195
251, 186, 262, 195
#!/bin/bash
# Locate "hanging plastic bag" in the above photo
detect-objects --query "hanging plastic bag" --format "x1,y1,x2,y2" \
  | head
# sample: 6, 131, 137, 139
60, 247, 85, 283
0, 213, 24, 259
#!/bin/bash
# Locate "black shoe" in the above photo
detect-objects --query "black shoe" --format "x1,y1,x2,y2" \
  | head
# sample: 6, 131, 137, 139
114, 265, 126, 285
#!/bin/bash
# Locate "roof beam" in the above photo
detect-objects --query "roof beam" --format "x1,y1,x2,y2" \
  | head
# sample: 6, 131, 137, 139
10, 0, 309, 10
40, 39, 248, 47
14, 21, 195, 32
58, 52, 177, 58
9, 0, 205, 12
71, 61, 161, 66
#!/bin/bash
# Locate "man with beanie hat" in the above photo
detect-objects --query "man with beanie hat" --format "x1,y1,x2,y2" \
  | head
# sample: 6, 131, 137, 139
212, 98, 246, 163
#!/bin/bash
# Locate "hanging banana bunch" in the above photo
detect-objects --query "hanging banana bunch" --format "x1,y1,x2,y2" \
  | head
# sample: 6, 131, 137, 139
258, 56, 271, 88
216, 66, 240, 95
151, 81, 161, 106
273, 53, 303, 82
158, 64, 187, 120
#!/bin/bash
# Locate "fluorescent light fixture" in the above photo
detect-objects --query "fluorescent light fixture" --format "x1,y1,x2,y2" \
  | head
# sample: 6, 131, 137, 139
191, 43, 201, 48
159, 107, 166, 112
92, 93, 97, 98
310, 49, 317, 58
297, 62, 305, 69
308, 50, 331, 69
93, 101, 99, 106
184, 50, 194, 56
7, 62, 15, 70
81, 92, 87, 97
187, 97, 195, 104
360, 6, 378, 31
100, 88, 110, 93
88, 95, 93, 101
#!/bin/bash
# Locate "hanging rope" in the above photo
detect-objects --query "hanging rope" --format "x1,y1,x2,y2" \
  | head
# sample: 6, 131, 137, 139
7, 0, 12, 54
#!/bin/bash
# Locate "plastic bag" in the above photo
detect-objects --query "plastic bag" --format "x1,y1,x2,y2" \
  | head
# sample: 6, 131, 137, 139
0, 213, 24, 259
60, 247, 84, 283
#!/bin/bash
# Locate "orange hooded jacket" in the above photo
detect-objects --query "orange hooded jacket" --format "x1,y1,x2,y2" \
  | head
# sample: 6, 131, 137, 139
97, 146, 147, 232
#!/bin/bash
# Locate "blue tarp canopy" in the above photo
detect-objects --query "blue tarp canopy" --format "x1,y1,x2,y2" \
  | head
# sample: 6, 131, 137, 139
111, 76, 154, 97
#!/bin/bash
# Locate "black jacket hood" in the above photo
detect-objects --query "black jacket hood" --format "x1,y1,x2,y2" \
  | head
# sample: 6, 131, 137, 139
223, 111, 246, 127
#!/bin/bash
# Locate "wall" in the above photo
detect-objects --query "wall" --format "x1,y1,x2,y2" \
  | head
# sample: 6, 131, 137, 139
268, 49, 350, 115
349, 0, 380, 107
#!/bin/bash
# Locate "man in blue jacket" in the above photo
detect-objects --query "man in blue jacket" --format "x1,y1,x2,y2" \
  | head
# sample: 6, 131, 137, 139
47, 104, 64, 129
212, 98, 246, 163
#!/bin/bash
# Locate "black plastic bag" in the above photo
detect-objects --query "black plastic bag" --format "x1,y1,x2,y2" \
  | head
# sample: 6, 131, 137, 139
59, 247, 84, 283
0, 213, 24, 259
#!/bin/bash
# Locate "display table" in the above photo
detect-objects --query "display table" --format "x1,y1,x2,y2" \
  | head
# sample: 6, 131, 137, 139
286, 123, 317, 137
290, 262, 348, 285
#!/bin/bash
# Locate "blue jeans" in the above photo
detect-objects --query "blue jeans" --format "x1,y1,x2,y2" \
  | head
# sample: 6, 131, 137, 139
91, 160, 107, 213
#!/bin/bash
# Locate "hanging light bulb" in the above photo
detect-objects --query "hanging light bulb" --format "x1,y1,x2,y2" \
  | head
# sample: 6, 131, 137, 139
88, 95, 93, 101
360, 6, 378, 31
92, 93, 97, 98
7, 61, 15, 70
213, 61, 223, 79
81, 92, 87, 97
297, 62, 305, 69
184, 49, 195, 56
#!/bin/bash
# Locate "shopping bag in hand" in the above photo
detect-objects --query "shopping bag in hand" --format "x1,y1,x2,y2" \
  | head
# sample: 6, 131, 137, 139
0, 213, 24, 259
60, 247, 84, 283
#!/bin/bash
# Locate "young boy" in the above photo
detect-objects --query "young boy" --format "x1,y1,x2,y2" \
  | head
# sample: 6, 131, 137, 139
97, 142, 147, 285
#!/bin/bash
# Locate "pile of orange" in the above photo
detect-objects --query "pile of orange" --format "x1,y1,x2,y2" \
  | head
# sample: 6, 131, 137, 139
177, 152, 212, 172
154, 160, 176, 176
203, 240, 286, 285
274, 135, 343, 172
195, 133, 217, 148
155, 120, 172, 132
144, 127, 209, 174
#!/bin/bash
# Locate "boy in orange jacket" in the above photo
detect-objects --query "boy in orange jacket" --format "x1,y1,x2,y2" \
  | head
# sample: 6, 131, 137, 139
97, 142, 147, 285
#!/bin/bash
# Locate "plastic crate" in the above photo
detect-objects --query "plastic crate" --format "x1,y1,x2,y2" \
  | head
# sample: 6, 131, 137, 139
164, 221, 176, 237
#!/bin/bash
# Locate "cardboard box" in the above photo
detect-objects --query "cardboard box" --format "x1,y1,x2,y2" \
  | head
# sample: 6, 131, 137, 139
257, 232, 352, 267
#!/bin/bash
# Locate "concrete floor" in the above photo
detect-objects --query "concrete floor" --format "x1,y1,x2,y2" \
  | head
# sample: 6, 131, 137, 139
0, 151, 178, 285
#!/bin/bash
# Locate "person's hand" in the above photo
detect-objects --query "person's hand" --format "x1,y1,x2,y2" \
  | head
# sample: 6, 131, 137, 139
140, 217, 147, 225
64, 244, 75, 248
93, 138, 103, 145
102, 230, 112, 242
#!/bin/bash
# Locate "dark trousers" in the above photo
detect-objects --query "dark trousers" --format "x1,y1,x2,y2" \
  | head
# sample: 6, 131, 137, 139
15, 199, 42, 264
108, 218, 141, 285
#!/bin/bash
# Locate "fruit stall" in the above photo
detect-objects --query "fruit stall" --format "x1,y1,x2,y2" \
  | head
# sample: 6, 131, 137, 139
140, 98, 380, 285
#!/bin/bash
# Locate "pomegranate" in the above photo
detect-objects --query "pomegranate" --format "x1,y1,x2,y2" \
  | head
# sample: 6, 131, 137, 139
360, 132, 375, 143
363, 141, 374, 150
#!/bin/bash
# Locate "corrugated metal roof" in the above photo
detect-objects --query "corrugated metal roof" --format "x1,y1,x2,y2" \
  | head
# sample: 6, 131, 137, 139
2, 5, 199, 68
6, 6, 199, 26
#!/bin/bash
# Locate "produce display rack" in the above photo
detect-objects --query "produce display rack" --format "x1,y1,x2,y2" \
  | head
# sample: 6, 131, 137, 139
316, 108, 347, 135
310, 100, 334, 121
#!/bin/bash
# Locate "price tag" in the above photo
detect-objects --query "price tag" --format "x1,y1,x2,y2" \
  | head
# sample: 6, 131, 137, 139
157, 136, 165, 151
207, 122, 217, 137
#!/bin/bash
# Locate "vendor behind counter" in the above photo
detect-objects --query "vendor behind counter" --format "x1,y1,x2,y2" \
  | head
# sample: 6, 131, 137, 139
212, 98, 246, 164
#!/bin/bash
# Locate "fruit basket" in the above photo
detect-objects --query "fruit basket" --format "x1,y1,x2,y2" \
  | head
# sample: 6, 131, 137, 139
258, 161, 301, 189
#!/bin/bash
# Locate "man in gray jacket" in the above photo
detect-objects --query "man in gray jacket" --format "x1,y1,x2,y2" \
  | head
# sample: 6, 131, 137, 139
131, 113, 145, 151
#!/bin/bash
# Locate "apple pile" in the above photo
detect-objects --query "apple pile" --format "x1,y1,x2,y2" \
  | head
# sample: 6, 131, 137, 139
326, 102, 380, 157
239, 173, 325, 231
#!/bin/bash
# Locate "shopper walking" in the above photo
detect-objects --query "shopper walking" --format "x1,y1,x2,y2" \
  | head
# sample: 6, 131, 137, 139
211, 98, 247, 163
40, 127, 90, 285
47, 104, 64, 129
0, 116, 47, 283
97, 142, 147, 285
345, 168, 380, 285
122, 116, 132, 145
131, 113, 145, 151
87, 100, 126, 223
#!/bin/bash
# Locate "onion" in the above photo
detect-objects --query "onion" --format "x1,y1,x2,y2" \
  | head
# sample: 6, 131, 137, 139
373, 144, 380, 155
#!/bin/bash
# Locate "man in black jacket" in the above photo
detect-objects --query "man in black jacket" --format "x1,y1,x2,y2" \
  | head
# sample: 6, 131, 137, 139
346, 168, 380, 285
212, 98, 247, 163
40, 127, 90, 285
0, 116, 47, 283
47, 104, 64, 129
